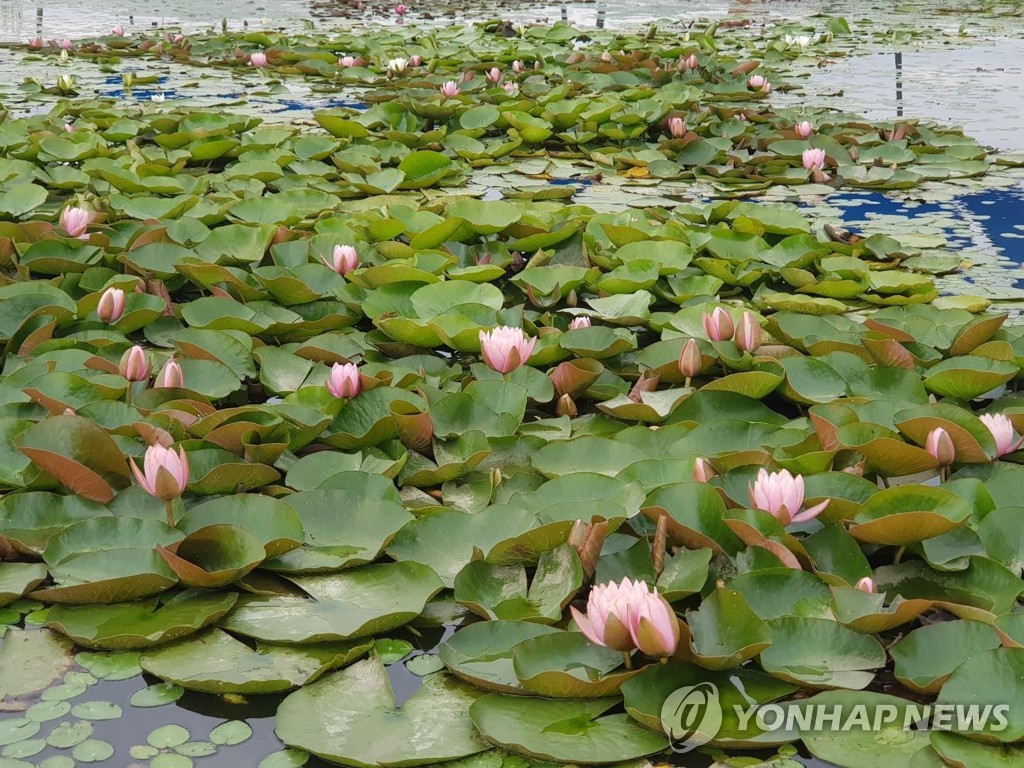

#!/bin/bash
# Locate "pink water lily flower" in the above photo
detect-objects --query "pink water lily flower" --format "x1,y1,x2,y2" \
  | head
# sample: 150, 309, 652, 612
796, 120, 813, 138
980, 413, 1024, 457
249, 51, 268, 67
409, 54, 422, 66
627, 587, 680, 657
339, 55, 357, 67
486, 67, 502, 84
678, 338, 702, 379
440, 81, 460, 99
59, 38, 73, 50
119, 345, 150, 382
97, 287, 126, 324
172, 33, 185, 43
64, 122, 74, 133
692, 456, 717, 483
570, 578, 647, 652
925, 427, 955, 466
569, 316, 591, 330
479, 326, 536, 374
502, 81, 519, 96
111, 24, 126, 36
395, 3, 407, 14
677, 54, 698, 71
323, 244, 359, 274
154, 359, 184, 389
667, 116, 685, 139
748, 74, 766, 89
750, 468, 829, 526
28, 37, 43, 48
701, 307, 734, 342
131, 444, 189, 501
734, 310, 761, 353
802, 148, 827, 171
855, 577, 876, 594
327, 362, 361, 398
512, 60, 525, 74
60, 205, 91, 238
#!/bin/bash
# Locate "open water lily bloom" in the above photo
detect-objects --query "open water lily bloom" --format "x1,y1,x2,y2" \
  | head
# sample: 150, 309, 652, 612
750, 468, 829, 526
570, 578, 646, 652
978, 413, 1024, 457
479, 326, 536, 374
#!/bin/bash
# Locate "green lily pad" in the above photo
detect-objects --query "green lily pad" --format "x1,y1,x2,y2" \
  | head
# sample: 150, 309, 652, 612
468, 694, 668, 764
759, 617, 886, 689
277, 657, 489, 766
44, 590, 238, 649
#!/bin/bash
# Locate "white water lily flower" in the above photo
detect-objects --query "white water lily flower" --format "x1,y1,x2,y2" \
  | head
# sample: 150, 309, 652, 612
388, 57, 408, 73
151, 93, 166, 103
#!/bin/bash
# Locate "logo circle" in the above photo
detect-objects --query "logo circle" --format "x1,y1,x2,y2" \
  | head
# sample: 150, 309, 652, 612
660, 682, 723, 753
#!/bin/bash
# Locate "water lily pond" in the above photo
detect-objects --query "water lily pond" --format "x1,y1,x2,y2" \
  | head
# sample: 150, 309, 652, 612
2, 2, 1024, 768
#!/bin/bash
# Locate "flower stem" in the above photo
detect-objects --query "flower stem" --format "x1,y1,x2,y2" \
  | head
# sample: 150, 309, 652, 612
622, 652, 633, 670
165, 499, 176, 528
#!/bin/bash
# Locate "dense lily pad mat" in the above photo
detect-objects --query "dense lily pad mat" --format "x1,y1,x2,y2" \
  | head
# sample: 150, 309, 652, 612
2, 9, 1024, 768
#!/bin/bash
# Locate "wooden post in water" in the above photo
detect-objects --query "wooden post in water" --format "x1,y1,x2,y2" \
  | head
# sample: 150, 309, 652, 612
894, 51, 904, 118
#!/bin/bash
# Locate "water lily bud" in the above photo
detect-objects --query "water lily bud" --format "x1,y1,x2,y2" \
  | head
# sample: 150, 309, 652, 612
692, 457, 717, 483
569, 316, 591, 330
667, 116, 685, 139
502, 81, 519, 96
980, 413, 1024, 457
512, 59, 524, 73
409, 54, 422, 66
154, 359, 184, 389
489, 467, 502, 489
750, 468, 829, 526
748, 74, 766, 89
326, 362, 361, 398
678, 338, 702, 378
479, 326, 537, 374
701, 307, 734, 342
59, 205, 91, 238
395, 3, 407, 14
734, 310, 762, 353
111, 24, 126, 36
556, 393, 578, 417
249, 51, 268, 67
796, 120, 813, 138
925, 427, 955, 467
28, 36, 43, 48
119, 345, 150, 382
131, 444, 189, 502
486, 67, 502, 84
324, 244, 359, 274
855, 577, 875, 594
339, 55, 357, 67
59, 38, 73, 50
97, 287, 126, 324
